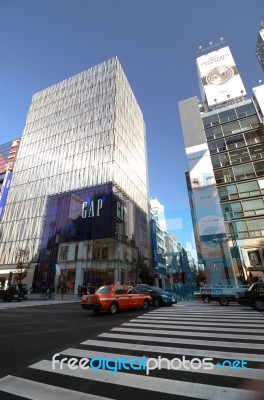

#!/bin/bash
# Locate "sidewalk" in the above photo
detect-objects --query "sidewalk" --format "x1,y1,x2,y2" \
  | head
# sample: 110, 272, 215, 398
27, 293, 80, 302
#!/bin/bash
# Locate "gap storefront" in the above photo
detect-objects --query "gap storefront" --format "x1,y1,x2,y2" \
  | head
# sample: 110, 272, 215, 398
33, 183, 150, 294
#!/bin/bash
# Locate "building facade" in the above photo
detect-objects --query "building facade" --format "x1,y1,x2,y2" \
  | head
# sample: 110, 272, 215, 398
179, 46, 264, 285
256, 22, 264, 71
0, 58, 150, 293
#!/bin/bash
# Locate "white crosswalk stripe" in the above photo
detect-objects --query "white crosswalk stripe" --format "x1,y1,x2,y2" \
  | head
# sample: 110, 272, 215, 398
0, 302, 264, 400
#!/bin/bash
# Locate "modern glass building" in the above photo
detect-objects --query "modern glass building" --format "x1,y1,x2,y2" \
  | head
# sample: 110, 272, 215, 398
0, 58, 150, 292
256, 22, 264, 71
179, 46, 264, 284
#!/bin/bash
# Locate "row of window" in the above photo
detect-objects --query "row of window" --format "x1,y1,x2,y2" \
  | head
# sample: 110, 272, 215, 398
208, 129, 264, 155
214, 160, 264, 184
221, 198, 264, 219
231, 217, 264, 239
218, 178, 264, 201
202, 102, 256, 128
211, 143, 264, 168
204, 116, 260, 141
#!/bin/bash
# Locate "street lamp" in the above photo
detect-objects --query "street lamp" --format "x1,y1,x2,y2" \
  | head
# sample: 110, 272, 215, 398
212, 237, 231, 286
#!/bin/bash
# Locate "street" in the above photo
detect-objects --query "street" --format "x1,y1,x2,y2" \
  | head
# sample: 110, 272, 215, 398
0, 300, 264, 400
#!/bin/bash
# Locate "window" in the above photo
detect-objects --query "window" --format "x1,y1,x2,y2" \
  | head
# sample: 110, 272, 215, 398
102, 246, 108, 260
205, 126, 222, 140
212, 153, 230, 168
237, 180, 260, 198
115, 288, 125, 295
222, 202, 243, 219
203, 114, 220, 128
229, 148, 250, 164
208, 139, 226, 154
59, 245, 68, 261
222, 121, 240, 135
218, 184, 237, 200
244, 128, 264, 145
219, 109, 237, 123
254, 161, 264, 177
96, 286, 111, 294
248, 144, 264, 160
247, 218, 264, 236
233, 163, 255, 181
215, 168, 234, 184
225, 133, 245, 149
236, 103, 256, 118
242, 199, 264, 216
240, 115, 260, 129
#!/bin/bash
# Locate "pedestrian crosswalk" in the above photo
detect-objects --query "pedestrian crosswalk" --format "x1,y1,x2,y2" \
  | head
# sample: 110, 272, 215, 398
0, 302, 264, 400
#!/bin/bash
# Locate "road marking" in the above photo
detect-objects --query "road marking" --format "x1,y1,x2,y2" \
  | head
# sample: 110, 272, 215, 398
0, 375, 112, 400
147, 312, 262, 319
98, 332, 264, 350
28, 359, 260, 400
124, 321, 264, 334
137, 316, 264, 327
82, 339, 264, 362
112, 327, 264, 341
59, 347, 264, 380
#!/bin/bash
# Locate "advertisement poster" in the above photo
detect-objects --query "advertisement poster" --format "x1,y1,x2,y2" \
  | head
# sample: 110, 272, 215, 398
186, 143, 226, 238
197, 46, 246, 107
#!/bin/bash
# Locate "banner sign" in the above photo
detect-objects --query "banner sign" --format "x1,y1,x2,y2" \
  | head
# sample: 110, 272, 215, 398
0, 171, 12, 220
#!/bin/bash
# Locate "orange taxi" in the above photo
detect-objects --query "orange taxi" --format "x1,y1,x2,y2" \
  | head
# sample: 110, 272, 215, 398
81, 284, 152, 315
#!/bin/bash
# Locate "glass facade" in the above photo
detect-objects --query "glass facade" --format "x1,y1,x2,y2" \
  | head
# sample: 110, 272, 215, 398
0, 58, 150, 291
34, 183, 149, 291
203, 100, 264, 240
180, 63, 264, 283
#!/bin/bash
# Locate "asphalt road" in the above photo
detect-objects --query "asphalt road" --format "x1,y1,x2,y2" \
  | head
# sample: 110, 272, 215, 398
0, 300, 264, 400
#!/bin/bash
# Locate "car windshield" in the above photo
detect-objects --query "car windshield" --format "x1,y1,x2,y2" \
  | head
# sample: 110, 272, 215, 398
149, 286, 166, 293
96, 286, 111, 294
136, 286, 151, 292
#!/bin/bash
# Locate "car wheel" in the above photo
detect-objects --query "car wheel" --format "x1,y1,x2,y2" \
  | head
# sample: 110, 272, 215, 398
219, 297, 229, 306
108, 302, 118, 315
253, 300, 264, 311
154, 298, 161, 307
142, 299, 150, 310
93, 309, 100, 315
202, 296, 211, 304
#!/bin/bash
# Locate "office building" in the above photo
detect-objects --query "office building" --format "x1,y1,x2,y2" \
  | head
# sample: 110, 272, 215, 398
256, 22, 264, 71
179, 45, 264, 284
0, 58, 150, 292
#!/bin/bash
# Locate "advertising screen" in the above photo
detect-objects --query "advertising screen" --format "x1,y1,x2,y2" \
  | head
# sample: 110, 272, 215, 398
197, 46, 246, 107
0, 171, 12, 220
186, 143, 225, 239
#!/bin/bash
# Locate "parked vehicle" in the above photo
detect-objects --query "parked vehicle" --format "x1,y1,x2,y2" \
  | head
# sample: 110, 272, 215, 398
81, 284, 152, 315
236, 282, 264, 311
199, 285, 247, 306
0, 284, 23, 302
135, 284, 177, 307
17, 283, 28, 300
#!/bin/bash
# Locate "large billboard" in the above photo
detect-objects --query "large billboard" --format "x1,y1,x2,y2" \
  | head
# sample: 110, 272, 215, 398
0, 139, 20, 174
197, 46, 246, 108
186, 143, 225, 239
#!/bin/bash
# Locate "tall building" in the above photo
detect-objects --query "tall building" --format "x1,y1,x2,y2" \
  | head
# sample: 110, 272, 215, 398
179, 45, 264, 285
256, 22, 264, 71
0, 58, 150, 292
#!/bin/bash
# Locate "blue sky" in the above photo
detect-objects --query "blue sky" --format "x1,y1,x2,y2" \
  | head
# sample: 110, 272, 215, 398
0, 0, 263, 258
